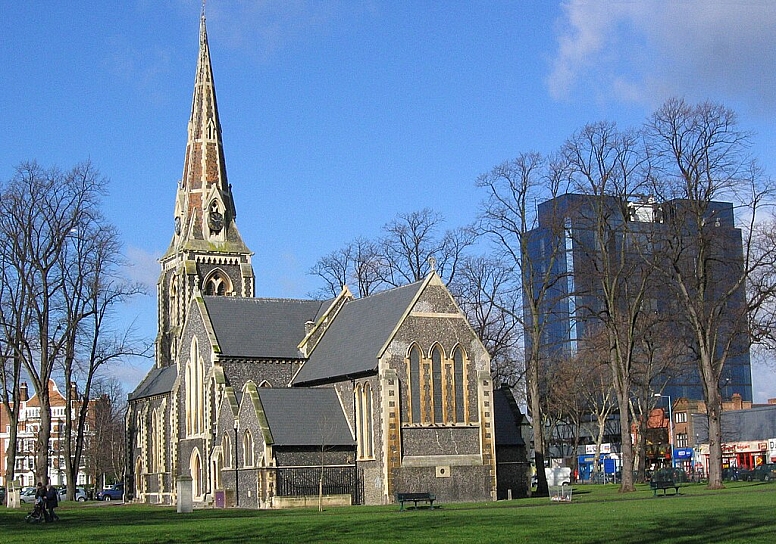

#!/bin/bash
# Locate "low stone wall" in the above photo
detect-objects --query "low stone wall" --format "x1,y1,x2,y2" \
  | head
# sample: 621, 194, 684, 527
270, 494, 352, 509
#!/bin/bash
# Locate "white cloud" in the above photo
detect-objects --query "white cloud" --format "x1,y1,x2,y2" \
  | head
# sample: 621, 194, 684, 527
548, 1, 776, 113
124, 246, 160, 290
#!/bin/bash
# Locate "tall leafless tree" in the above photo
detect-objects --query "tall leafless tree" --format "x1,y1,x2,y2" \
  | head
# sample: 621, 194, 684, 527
59, 219, 147, 499
0, 160, 144, 490
477, 152, 568, 497
562, 121, 652, 493
645, 98, 776, 489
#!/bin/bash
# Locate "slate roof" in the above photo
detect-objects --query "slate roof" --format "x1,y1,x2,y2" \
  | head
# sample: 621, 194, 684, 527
693, 404, 776, 443
203, 296, 328, 359
258, 388, 354, 446
493, 387, 526, 447
128, 365, 178, 401
292, 280, 425, 385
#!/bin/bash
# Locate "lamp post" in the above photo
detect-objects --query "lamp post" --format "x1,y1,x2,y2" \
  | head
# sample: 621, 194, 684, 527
654, 394, 674, 468
233, 419, 239, 507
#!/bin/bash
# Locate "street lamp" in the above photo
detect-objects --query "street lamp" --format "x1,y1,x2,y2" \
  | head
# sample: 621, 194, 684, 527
654, 394, 674, 468
233, 419, 239, 507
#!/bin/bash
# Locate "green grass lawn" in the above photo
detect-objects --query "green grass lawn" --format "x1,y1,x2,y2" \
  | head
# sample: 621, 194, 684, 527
2, 482, 774, 543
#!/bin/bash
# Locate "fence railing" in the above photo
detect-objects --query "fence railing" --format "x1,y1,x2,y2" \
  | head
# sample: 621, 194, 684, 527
275, 465, 362, 504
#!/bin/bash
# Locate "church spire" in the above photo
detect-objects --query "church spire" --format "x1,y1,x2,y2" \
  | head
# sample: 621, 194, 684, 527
157, 10, 255, 368
166, 9, 247, 256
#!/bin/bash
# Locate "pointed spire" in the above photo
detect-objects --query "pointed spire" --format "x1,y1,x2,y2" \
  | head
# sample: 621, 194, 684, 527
164, 10, 249, 258
181, 6, 227, 195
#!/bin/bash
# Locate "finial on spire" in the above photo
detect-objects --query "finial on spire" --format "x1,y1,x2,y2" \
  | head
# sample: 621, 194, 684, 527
428, 256, 437, 273
201, 0, 206, 21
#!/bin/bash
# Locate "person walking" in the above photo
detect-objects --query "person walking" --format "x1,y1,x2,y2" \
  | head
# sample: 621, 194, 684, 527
34, 482, 47, 522
44, 482, 60, 522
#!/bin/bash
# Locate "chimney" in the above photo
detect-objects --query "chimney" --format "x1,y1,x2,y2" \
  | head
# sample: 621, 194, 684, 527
20, 382, 28, 402
70, 382, 78, 400
731, 393, 743, 410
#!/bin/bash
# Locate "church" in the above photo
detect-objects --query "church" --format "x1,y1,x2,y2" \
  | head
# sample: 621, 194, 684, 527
127, 12, 527, 508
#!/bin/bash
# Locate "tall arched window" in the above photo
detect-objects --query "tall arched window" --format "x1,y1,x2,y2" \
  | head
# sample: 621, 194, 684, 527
186, 338, 205, 435
222, 433, 232, 468
431, 346, 443, 424
407, 345, 421, 424
213, 451, 222, 491
355, 383, 374, 459
363, 383, 374, 458
152, 408, 165, 472
453, 346, 466, 423
242, 430, 254, 467
150, 411, 159, 472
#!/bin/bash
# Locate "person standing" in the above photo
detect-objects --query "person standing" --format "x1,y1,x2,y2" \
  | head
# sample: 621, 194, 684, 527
44, 482, 59, 522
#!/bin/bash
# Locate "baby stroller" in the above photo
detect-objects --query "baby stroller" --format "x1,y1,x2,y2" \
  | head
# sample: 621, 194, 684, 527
25, 499, 45, 523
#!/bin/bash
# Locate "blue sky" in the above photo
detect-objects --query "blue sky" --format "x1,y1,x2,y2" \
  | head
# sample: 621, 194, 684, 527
2, 1, 775, 401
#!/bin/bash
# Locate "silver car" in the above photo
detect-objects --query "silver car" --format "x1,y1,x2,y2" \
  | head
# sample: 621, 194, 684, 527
58, 487, 88, 502
19, 487, 37, 504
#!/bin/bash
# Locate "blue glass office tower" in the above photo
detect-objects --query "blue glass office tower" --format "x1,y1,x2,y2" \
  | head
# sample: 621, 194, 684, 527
524, 194, 752, 402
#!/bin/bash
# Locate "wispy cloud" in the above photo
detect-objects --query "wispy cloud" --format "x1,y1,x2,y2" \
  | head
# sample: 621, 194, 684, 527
124, 245, 160, 290
548, 1, 776, 113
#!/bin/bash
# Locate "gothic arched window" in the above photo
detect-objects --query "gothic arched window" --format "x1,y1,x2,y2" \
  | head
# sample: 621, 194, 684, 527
431, 345, 443, 424
203, 270, 232, 296
453, 346, 467, 423
242, 430, 254, 467
406, 345, 422, 424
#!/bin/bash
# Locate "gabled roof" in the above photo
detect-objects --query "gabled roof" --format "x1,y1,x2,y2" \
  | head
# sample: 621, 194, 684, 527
257, 388, 354, 447
203, 296, 328, 359
292, 280, 425, 385
129, 365, 178, 401
493, 387, 526, 447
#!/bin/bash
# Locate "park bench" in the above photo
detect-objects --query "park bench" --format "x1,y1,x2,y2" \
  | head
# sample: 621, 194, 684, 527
396, 492, 436, 510
650, 473, 680, 496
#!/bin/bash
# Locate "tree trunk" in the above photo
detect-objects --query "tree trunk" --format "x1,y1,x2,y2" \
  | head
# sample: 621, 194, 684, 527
528, 367, 549, 497
705, 391, 724, 489
616, 387, 635, 492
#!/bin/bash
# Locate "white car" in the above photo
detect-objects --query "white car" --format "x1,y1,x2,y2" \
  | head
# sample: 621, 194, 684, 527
58, 487, 88, 502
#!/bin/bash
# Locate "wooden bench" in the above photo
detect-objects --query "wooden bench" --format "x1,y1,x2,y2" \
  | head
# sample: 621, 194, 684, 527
396, 492, 436, 510
650, 478, 680, 496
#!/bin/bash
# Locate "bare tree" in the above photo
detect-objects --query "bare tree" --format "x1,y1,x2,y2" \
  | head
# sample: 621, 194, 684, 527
449, 256, 524, 391
84, 378, 126, 490
573, 330, 616, 482
645, 98, 776, 489
562, 121, 652, 493
0, 196, 34, 497
477, 152, 568, 497
58, 219, 147, 499
0, 161, 103, 485
309, 237, 385, 298
0, 160, 144, 492
378, 208, 476, 287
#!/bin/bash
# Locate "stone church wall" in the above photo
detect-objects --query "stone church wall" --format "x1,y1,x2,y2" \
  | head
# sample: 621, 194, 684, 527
380, 282, 496, 503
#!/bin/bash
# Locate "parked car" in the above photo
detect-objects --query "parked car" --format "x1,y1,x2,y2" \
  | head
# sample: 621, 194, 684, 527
752, 463, 776, 482
19, 486, 37, 504
59, 486, 88, 501
737, 467, 755, 481
97, 483, 124, 501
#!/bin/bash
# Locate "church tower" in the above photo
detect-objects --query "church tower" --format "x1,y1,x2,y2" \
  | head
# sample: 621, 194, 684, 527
156, 11, 254, 367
